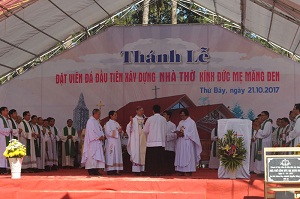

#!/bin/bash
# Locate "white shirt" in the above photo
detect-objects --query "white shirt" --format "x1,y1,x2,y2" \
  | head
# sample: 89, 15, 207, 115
165, 121, 177, 151
286, 114, 300, 142
143, 113, 167, 147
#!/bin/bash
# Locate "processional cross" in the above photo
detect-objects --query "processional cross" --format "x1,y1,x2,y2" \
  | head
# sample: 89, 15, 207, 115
97, 101, 105, 110
152, 85, 160, 99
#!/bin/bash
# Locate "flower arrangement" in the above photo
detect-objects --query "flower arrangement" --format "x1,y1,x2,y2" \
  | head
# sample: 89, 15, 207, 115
217, 130, 247, 171
3, 139, 26, 158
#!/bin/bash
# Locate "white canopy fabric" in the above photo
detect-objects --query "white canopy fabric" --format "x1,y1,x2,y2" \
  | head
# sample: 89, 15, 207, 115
0, 0, 135, 76
195, 0, 300, 55
0, 0, 299, 79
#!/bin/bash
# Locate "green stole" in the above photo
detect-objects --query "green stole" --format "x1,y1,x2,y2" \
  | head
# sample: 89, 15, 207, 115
63, 127, 76, 157
9, 118, 18, 139
34, 125, 41, 157
53, 126, 58, 136
255, 119, 271, 161
23, 121, 32, 156
0, 115, 10, 146
212, 128, 217, 157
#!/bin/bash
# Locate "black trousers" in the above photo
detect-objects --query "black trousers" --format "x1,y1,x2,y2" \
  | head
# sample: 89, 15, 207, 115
145, 146, 165, 175
164, 150, 175, 174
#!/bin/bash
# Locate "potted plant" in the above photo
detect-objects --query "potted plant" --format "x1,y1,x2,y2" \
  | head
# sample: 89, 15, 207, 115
217, 130, 247, 179
3, 139, 26, 179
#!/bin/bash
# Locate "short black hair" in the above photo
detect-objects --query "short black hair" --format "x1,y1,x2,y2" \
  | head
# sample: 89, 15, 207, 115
261, 111, 269, 117
0, 107, 7, 114
47, 117, 55, 122
108, 111, 116, 119
67, 119, 73, 123
136, 106, 143, 111
23, 111, 30, 117
163, 110, 172, 118
281, 117, 290, 124
92, 109, 100, 115
152, 105, 161, 113
8, 109, 16, 117
294, 104, 300, 112
31, 115, 37, 120
180, 109, 189, 116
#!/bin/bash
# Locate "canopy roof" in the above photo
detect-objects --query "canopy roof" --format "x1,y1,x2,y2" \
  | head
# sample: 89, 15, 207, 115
0, 0, 299, 80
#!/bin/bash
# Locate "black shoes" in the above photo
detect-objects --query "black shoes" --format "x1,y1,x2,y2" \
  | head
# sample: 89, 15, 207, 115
88, 169, 102, 176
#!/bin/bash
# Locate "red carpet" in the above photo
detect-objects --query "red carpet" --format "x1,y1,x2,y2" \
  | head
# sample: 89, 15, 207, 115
0, 168, 264, 199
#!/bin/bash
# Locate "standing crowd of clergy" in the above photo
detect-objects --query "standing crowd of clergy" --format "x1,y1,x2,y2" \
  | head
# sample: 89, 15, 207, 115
82, 105, 202, 176
208, 103, 300, 176
0, 105, 203, 176
0, 107, 78, 174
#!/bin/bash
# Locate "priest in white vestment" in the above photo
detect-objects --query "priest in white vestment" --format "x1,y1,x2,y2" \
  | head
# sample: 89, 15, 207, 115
253, 111, 272, 174
286, 104, 300, 151
0, 107, 12, 173
174, 109, 202, 175
81, 109, 105, 176
272, 118, 282, 147
209, 126, 219, 169
104, 111, 123, 175
60, 119, 78, 168
48, 118, 60, 169
8, 109, 21, 141
19, 111, 37, 170
31, 115, 44, 171
36, 117, 48, 170
279, 118, 290, 147
163, 110, 177, 175
126, 106, 147, 175
43, 120, 53, 170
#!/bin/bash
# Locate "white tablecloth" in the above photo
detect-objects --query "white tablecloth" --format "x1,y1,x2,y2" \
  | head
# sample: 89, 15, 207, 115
217, 119, 252, 179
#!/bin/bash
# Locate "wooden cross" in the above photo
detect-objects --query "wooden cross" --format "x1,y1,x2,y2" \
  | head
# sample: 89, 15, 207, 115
97, 100, 105, 110
152, 85, 160, 99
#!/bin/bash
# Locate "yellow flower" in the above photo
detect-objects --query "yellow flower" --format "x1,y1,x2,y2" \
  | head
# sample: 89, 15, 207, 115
225, 145, 231, 151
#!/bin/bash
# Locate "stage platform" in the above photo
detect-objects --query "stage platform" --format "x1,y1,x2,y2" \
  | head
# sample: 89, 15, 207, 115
0, 168, 264, 199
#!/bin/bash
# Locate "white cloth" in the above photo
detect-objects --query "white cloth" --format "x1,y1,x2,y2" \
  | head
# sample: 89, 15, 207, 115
8, 118, 19, 140
174, 117, 202, 172
254, 119, 272, 174
0, 115, 11, 168
165, 121, 177, 152
48, 126, 59, 166
286, 114, 300, 147
32, 124, 47, 169
217, 119, 252, 179
43, 127, 54, 166
60, 126, 78, 167
19, 120, 37, 169
209, 128, 219, 169
126, 115, 146, 172
143, 113, 167, 147
104, 119, 123, 171
81, 116, 105, 169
